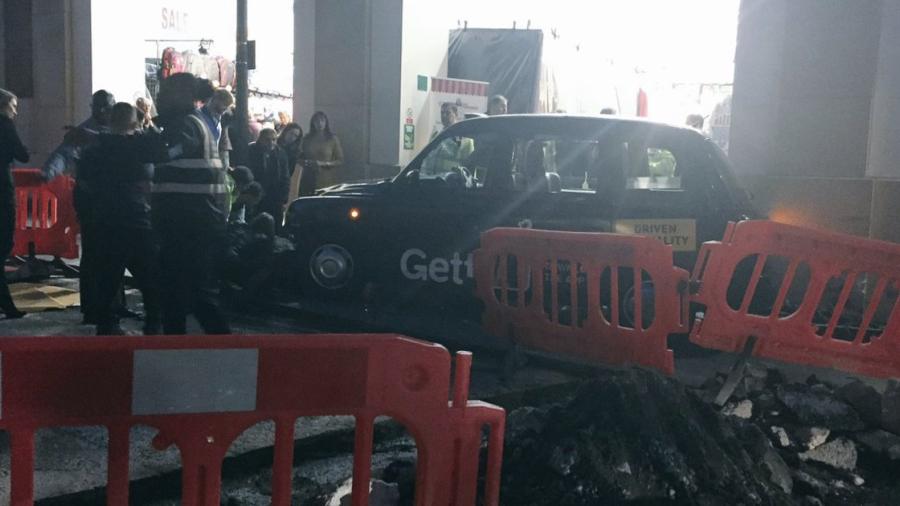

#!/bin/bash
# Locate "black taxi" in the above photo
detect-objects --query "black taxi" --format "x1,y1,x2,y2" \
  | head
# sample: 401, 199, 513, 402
284, 115, 758, 326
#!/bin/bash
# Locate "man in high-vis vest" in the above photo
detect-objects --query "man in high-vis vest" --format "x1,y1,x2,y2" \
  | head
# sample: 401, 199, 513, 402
152, 73, 231, 334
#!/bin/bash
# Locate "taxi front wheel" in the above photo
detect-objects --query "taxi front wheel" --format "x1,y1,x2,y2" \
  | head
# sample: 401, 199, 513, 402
296, 239, 360, 299
309, 243, 354, 290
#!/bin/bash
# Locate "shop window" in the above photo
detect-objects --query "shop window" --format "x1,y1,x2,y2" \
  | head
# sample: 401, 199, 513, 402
417, 132, 512, 191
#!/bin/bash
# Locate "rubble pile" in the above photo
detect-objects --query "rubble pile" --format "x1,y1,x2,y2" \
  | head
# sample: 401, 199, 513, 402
131, 365, 900, 505
498, 367, 900, 505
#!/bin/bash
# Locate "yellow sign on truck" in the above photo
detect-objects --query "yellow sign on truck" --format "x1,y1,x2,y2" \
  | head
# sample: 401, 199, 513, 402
615, 219, 697, 252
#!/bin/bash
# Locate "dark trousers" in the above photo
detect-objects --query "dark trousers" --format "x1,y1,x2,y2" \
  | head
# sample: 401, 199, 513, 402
77, 212, 100, 321
95, 226, 161, 334
0, 203, 19, 314
158, 224, 231, 335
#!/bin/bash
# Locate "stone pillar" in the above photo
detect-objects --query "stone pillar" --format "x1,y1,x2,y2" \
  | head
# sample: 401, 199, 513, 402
367, 0, 402, 174
300, 0, 402, 182
5, 0, 92, 165
867, 0, 900, 242
0, 0, 6, 87
70, 0, 92, 121
30, 0, 76, 161
293, 0, 316, 130
727, 0, 788, 178
730, 0, 884, 236
314, 0, 370, 181
866, 0, 900, 179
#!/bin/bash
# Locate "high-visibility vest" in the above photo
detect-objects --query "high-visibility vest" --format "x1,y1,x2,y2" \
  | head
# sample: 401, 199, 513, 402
152, 114, 227, 198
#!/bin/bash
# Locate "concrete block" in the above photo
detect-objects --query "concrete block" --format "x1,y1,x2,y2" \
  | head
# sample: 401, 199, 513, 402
798, 437, 858, 471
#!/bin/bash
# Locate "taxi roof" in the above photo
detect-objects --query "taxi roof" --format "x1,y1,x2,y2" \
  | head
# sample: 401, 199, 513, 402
446, 113, 705, 139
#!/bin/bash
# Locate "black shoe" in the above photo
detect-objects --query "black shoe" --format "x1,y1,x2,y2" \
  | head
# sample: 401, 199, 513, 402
117, 307, 144, 320
143, 322, 161, 335
4, 309, 26, 319
96, 324, 126, 335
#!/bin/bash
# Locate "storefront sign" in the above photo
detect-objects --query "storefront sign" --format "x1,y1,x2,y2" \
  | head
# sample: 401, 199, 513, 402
160, 7, 189, 32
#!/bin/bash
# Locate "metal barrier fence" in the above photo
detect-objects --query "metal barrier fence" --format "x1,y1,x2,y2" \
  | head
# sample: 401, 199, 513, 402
474, 228, 689, 375
690, 220, 900, 378
0, 334, 505, 505
12, 168, 80, 259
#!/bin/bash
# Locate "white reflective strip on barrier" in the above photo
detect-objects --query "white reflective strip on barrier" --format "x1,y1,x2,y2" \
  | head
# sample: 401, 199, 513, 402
132, 349, 258, 415
151, 183, 228, 194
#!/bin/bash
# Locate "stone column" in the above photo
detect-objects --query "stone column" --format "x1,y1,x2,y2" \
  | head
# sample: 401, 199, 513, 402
294, 0, 316, 130
10, 0, 92, 164
0, 0, 6, 87
30, 0, 75, 161
301, 0, 402, 182
866, 0, 900, 241
730, 0, 883, 236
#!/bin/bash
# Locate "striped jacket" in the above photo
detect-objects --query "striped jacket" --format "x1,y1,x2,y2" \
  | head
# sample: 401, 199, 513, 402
152, 111, 229, 229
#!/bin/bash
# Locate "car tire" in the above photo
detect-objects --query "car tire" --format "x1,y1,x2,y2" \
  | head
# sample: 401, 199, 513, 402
295, 236, 361, 300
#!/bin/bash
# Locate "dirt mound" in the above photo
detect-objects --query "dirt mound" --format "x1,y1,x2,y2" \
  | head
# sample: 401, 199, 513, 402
500, 369, 794, 505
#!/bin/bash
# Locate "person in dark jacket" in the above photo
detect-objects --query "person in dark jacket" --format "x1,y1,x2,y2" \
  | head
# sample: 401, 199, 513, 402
42, 90, 115, 181
278, 123, 304, 200
68, 90, 115, 324
152, 73, 231, 334
78, 103, 161, 335
0, 89, 27, 318
247, 128, 290, 227
62, 74, 231, 334
277, 123, 303, 174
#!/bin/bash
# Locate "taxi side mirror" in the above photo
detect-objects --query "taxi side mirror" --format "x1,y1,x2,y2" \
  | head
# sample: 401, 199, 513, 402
402, 169, 420, 184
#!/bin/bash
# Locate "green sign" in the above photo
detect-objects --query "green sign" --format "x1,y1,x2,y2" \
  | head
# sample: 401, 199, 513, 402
417, 75, 428, 92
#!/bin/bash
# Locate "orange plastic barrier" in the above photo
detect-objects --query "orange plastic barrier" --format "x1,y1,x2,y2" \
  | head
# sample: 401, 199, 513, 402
691, 220, 900, 378
12, 168, 80, 259
474, 228, 689, 375
0, 334, 505, 505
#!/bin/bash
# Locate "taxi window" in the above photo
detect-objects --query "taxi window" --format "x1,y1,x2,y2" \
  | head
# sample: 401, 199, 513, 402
420, 136, 476, 179
512, 138, 628, 194
418, 132, 512, 190
626, 145, 682, 190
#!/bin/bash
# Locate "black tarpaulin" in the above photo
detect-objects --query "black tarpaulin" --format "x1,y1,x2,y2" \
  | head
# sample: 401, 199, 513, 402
448, 28, 543, 114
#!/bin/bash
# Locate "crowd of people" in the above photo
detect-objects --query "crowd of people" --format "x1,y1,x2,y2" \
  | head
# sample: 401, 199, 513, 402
0, 73, 345, 334
0, 85, 521, 331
